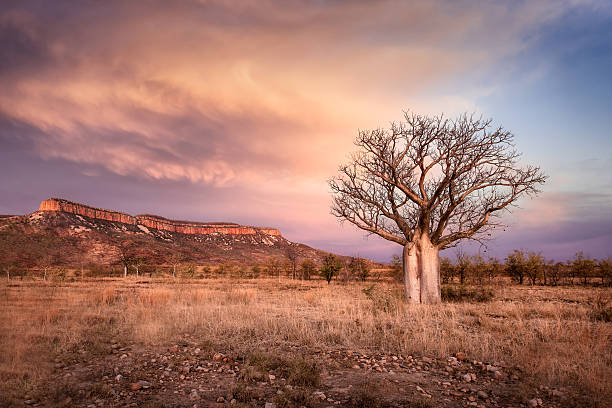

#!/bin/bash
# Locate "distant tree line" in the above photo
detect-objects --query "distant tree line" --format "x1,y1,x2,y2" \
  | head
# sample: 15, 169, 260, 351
0, 234, 375, 283
433, 250, 611, 287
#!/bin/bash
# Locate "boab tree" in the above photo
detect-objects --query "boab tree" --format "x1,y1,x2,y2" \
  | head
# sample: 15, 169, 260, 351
329, 112, 546, 304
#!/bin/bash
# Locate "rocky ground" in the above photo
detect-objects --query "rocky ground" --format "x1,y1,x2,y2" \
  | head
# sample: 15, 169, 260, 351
22, 339, 569, 408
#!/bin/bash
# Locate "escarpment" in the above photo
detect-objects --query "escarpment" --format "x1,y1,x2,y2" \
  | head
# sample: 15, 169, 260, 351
38, 198, 282, 236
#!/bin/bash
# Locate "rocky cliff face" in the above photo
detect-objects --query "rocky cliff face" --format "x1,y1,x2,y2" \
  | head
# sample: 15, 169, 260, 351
38, 198, 281, 236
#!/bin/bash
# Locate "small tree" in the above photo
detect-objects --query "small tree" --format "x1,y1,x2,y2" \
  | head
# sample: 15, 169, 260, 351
251, 265, 261, 279
285, 246, 299, 280
506, 249, 527, 284
330, 112, 545, 303
1, 262, 16, 282
468, 254, 488, 286
547, 261, 564, 286
131, 257, 145, 278
488, 257, 504, 283
117, 242, 136, 278
439, 257, 455, 284
456, 252, 471, 285
571, 252, 595, 285
320, 254, 343, 284
265, 257, 282, 281
348, 257, 371, 282
597, 258, 612, 286
299, 259, 316, 280
524, 252, 545, 285
183, 263, 197, 278
168, 252, 186, 278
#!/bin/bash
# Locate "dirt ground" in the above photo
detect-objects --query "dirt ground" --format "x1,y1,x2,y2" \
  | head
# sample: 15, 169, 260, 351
35, 341, 568, 408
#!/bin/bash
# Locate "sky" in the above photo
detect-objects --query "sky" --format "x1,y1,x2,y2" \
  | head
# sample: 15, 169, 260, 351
1, 0, 611, 262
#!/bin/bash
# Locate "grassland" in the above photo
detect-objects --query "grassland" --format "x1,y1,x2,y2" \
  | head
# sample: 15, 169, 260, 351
0, 278, 610, 407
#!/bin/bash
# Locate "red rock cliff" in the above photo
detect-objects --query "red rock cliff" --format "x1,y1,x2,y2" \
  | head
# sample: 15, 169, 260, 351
38, 198, 281, 236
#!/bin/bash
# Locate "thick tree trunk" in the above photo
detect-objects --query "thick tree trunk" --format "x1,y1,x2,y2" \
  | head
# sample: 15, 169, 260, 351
403, 243, 420, 303
403, 234, 441, 304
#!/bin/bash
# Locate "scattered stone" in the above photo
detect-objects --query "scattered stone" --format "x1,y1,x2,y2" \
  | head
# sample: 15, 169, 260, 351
139, 380, 152, 389
130, 383, 141, 391
189, 389, 199, 400
269, 374, 276, 381
216, 396, 225, 403
477, 390, 489, 399
416, 385, 430, 397
313, 391, 326, 400
455, 352, 467, 361
212, 353, 224, 361
120, 354, 128, 359
527, 399, 539, 407
461, 374, 473, 383
264, 403, 277, 408
550, 389, 564, 398
115, 374, 123, 381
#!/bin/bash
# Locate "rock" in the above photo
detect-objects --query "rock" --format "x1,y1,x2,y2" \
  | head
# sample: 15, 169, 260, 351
493, 370, 503, 379
216, 397, 225, 403
455, 352, 467, 361
527, 399, 538, 407
120, 354, 128, 359
477, 390, 488, 399
230, 399, 237, 405
416, 385, 430, 396
212, 353, 224, 361
115, 374, 123, 381
139, 380, 152, 389
313, 391, 326, 400
461, 374, 472, 383
352, 365, 360, 369
264, 403, 277, 408
130, 383, 141, 391
550, 389, 564, 398
189, 389, 199, 400
422, 356, 432, 363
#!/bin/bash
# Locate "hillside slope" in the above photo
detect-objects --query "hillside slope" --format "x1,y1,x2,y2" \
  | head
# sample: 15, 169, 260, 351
0, 199, 327, 268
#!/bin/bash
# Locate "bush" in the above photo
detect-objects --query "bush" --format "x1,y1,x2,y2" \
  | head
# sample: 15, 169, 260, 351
589, 294, 612, 322
241, 353, 319, 386
362, 285, 402, 313
441, 285, 494, 303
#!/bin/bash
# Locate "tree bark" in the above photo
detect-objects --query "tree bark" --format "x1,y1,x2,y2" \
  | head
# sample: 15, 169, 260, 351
403, 243, 420, 303
404, 234, 441, 304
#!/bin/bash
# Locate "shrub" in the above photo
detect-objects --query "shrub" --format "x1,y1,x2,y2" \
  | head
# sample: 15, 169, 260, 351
588, 294, 612, 322
362, 285, 402, 313
284, 357, 320, 387
441, 285, 494, 303
274, 387, 314, 408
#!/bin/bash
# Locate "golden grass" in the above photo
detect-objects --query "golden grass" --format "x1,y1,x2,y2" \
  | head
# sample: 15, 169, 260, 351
0, 278, 610, 406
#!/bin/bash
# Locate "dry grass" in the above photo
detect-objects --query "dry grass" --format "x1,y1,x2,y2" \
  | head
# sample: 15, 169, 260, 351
0, 278, 610, 406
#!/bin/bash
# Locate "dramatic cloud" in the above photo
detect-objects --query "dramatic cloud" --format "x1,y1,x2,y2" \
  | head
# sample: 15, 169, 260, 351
1, 0, 611, 260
